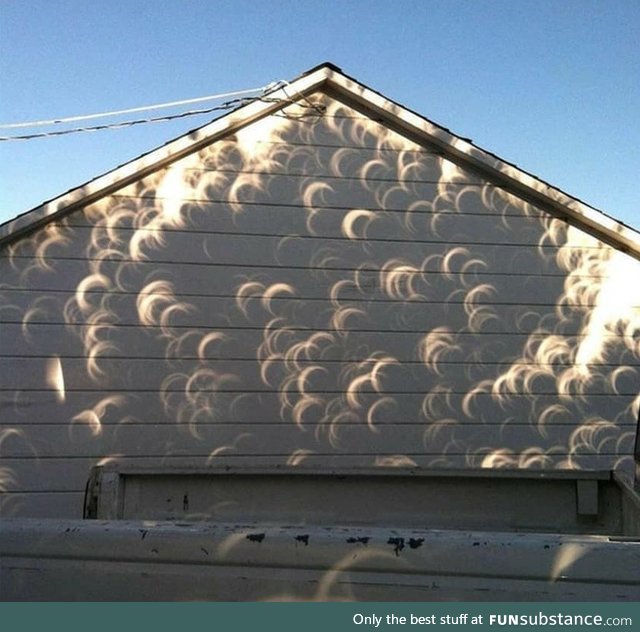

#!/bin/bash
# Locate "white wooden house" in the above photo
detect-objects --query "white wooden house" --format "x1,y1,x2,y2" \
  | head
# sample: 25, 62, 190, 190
1, 62, 639, 520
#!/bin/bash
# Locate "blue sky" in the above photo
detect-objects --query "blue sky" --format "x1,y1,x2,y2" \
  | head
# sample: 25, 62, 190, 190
1, 0, 639, 230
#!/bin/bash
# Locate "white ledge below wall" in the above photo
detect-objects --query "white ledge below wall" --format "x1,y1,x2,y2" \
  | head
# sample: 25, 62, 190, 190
1, 518, 639, 601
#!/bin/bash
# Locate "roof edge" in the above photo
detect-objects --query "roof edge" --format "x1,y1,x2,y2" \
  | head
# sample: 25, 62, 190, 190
1, 62, 638, 259
320, 67, 640, 259
0, 64, 333, 247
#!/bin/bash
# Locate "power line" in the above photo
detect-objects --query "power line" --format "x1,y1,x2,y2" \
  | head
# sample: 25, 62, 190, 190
0, 81, 298, 142
0, 94, 323, 142
0, 85, 276, 129
0, 98, 256, 141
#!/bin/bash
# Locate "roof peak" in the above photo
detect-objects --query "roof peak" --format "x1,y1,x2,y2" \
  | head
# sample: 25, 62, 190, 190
302, 61, 343, 76
1, 62, 639, 257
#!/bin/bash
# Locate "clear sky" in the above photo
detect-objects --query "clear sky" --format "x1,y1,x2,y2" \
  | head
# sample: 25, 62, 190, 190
1, 0, 638, 230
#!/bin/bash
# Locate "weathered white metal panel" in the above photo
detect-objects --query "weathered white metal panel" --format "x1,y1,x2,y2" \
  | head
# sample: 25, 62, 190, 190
1, 519, 639, 601
1, 90, 640, 518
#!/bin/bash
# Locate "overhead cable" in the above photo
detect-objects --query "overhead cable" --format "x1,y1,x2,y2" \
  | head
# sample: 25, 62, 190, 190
0, 80, 328, 142
0, 98, 256, 141
0, 85, 271, 129
0, 94, 324, 142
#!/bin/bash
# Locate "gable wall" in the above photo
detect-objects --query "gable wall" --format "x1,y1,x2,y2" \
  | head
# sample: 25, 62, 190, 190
1, 91, 639, 518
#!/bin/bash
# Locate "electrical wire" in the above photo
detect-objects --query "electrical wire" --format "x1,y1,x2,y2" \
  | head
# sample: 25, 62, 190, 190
0, 86, 270, 129
0, 84, 324, 142
0, 98, 257, 141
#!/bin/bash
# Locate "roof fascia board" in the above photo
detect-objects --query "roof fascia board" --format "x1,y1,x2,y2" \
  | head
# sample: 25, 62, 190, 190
2, 62, 638, 258
0, 66, 332, 247
323, 69, 640, 259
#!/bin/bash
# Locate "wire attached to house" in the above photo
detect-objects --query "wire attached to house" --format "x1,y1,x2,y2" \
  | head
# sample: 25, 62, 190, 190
0, 80, 318, 142
275, 81, 327, 117
0, 98, 257, 141
0, 86, 269, 129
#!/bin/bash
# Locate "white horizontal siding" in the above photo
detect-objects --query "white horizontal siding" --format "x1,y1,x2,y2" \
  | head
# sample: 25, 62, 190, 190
4, 421, 636, 459
1, 90, 639, 518
2, 357, 639, 399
